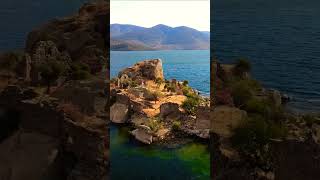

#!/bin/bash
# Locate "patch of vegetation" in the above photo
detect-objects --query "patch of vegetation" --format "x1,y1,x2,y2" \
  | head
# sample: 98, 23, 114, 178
231, 115, 287, 168
110, 77, 118, 84
230, 79, 261, 107
172, 121, 181, 131
182, 94, 201, 115
128, 79, 139, 88
233, 58, 251, 78
154, 77, 164, 87
144, 89, 162, 102
0, 51, 25, 73
244, 98, 270, 114
182, 85, 194, 97
70, 62, 91, 80
302, 114, 320, 127
182, 80, 189, 86
164, 82, 177, 92
245, 97, 285, 122
38, 60, 66, 93
147, 117, 164, 132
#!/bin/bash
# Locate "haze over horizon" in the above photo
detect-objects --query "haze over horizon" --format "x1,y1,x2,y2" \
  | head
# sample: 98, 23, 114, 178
110, 23, 210, 32
111, 0, 210, 32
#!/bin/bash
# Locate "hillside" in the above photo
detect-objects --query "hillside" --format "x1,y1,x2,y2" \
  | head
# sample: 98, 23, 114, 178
110, 24, 210, 51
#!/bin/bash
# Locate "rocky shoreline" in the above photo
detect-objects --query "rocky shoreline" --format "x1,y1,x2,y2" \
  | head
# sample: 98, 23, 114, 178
211, 59, 320, 180
110, 59, 210, 146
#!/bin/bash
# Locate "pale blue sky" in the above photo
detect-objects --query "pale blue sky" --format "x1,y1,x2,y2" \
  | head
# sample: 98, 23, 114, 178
111, 0, 210, 31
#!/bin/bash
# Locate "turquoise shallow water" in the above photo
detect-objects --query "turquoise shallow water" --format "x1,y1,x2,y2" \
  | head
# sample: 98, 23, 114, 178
111, 50, 210, 96
110, 125, 210, 180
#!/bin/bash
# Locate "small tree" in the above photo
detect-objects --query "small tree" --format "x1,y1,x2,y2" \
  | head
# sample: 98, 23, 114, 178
233, 58, 251, 78
38, 61, 65, 94
182, 95, 201, 115
154, 77, 164, 88
182, 80, 189, 86
70, 62, 91, 80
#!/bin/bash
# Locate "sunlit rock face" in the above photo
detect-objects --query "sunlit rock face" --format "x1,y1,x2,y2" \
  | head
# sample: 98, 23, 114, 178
118, 59, 164, 81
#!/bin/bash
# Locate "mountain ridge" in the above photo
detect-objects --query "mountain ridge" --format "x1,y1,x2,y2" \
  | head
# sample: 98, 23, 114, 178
110, 24, 210, 51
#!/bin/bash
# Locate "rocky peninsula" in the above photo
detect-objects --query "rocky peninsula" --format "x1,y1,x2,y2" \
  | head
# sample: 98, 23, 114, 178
110, 59, 210, 145
0, 1, 109, 180
211, 59, 320, 180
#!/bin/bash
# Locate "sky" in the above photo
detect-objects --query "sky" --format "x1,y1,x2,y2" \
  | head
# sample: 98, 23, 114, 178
110, 0, 210, 31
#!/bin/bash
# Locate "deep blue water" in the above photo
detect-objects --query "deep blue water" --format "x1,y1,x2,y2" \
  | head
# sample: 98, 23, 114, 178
111, 50, 210, 96
212, 0, 320, 112
0, 0, 89, 51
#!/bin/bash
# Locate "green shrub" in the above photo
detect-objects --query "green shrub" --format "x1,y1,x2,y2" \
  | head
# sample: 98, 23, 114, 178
233, 58, 251, 77
72, 70, 90, 80
230, 79, 262, 107
302, 115, 320, 127
182, 86, 193, 96
231, 115, 286, 157
154, 77, 164, 86
0, 51, 24, 72
244, 98, 269, 114
231, 81, 252, 107
182, 95, 200, 115
38, 61, 66, 93
70, 62, 91, 80
147, 117, 163, 132
128, 79, 138, 88
182, 80, 189, 86
144, 90, 162, 102
166, 83, 176, 92
172, 121, 181, 131
110, 77, 118, 84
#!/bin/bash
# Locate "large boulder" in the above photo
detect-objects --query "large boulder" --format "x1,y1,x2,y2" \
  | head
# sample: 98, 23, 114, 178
160, 102, 182, 120
131, 125, 153, 144
196, 105, 210, 129
110, 103, 129, 123
211, 106, 247, 138
118, 59, 164, 80
0, 132, 60, 180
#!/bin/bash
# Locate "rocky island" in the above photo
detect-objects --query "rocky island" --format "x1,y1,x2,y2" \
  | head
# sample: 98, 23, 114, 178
0, 1, 109, 180
110, 59, 210, 145
211, 59, 320, 180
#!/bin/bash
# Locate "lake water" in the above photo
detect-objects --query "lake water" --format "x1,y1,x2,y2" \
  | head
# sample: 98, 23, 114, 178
110, 50, 210, 179
110, 125, 210, 180
110, 50, 210, 96
0, 0, 89, 51
212, 0, 320, 112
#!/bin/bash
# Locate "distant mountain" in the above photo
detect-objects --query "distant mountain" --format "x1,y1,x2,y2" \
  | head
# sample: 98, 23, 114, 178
110, 24, 210, 51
